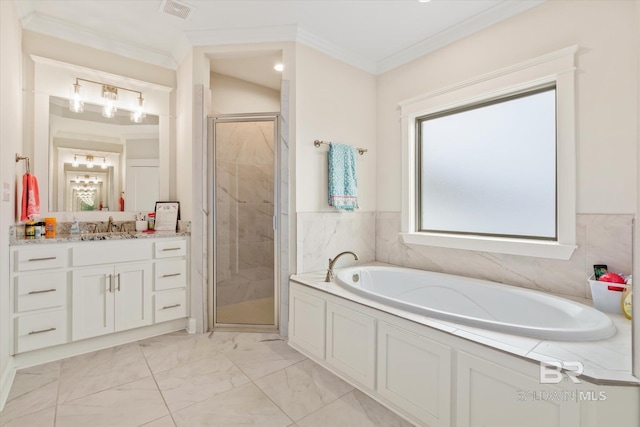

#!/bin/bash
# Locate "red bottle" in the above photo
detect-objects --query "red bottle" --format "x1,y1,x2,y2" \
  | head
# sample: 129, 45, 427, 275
119, 192, 125, 211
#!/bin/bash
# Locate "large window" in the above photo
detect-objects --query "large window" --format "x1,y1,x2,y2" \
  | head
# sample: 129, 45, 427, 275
417, 86, 557, 240
399, 46, 577, 259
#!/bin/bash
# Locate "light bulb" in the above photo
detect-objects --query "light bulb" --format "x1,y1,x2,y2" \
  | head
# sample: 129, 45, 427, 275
274, 63, 284, 72
69, 82, 84, 113
102, 85, 118, 118
72, 155, 79, 167
130, 96, 146, 123
101, 158, 107, 169
86, 155, 94, 169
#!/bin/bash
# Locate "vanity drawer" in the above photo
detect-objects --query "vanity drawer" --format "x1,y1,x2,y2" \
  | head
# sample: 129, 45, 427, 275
73, 240, 152, 266
15, 246, 69, 272
155, 239, 187, 259
15, 272, 67, 312
154, 290, 187, 323
16, 309, 67, 353
155, 259, 187, 291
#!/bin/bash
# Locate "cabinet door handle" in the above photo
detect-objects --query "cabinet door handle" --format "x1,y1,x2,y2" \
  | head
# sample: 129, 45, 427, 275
161, 247, 181, 251
116, 273, 121, 291
28, 256, 57, 262
28, 288, 56, 295
161, 273, 181, 278
106, 274, 113, 292
161, 304, 181, 310
28, 327, 56, 335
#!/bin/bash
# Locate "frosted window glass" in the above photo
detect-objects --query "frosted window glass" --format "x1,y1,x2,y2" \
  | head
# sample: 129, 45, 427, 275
419, 88, 556, 239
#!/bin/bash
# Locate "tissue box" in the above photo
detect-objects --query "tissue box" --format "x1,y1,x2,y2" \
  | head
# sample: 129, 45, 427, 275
588, 275, 627, 314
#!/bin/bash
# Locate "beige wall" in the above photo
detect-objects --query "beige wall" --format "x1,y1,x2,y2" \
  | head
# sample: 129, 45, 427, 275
295, 44, 377, 212
210, 72, 280, 114
0, 0, 23, 405
377, 0, 637, 214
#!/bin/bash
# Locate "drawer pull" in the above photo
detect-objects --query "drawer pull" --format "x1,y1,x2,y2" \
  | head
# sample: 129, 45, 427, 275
161, 304, 181, 310
161, 248, 181, 252
28, 288, 56, 295
28, 327, 56, 335
28, 256, 57, 262
161, 273, 181, 278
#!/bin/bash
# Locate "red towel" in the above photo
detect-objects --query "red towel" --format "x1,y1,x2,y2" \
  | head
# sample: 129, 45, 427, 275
21, 173, 40, 221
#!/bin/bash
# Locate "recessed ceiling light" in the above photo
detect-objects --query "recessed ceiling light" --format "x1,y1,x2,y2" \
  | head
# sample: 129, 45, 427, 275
274, 63, 284, 72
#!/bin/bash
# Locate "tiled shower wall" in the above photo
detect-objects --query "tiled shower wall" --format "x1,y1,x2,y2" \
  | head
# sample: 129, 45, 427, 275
215, 121, 275, 309
296, 211, 633, 301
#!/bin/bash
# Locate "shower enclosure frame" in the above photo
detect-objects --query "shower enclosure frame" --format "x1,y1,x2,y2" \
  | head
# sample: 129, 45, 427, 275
207, 113, 281, 332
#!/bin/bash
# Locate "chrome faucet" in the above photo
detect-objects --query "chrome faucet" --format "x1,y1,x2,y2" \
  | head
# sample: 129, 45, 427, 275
325, 251, 359, 282
106, 216, 115, 233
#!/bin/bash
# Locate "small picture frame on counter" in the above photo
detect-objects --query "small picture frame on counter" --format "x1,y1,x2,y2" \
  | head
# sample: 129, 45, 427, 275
154, 201, 180, 231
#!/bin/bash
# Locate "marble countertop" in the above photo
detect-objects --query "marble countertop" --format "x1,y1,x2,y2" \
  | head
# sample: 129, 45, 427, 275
10, 231, 189, 246
291, 263, 638, 386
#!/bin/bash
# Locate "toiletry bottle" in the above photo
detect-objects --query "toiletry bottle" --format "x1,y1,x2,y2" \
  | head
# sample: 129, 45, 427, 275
45, 217, 56, 238
119, 192, 125, 212
622, 276, 632, 320
25, 221, 36, 239
70, 217, 80, 234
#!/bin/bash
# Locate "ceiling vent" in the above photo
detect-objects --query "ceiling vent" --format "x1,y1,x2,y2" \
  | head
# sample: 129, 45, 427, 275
160, 0, 193, 20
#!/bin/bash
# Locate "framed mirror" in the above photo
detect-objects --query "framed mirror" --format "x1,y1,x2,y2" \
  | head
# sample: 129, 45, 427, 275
31, 55, 172, 219
49, 96, 160, 212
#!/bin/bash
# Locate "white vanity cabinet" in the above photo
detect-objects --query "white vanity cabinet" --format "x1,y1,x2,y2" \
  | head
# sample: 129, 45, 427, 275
10, 235, 190, 356
153, 239, 188, 323
12, 245, 70, 354
72, 263, 152, 340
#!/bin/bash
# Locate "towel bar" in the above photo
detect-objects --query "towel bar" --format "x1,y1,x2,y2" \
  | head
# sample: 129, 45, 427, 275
15, 154, 31, 174
314, 140, 367, 155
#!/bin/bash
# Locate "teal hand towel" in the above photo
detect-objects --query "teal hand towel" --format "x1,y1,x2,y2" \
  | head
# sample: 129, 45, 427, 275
328, 143, 359, 211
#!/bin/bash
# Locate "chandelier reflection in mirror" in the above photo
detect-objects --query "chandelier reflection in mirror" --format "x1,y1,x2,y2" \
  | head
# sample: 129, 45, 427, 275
69, 78, 146, 123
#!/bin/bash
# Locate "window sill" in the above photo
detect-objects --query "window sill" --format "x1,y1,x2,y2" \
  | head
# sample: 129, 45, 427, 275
400, 232, 576, 260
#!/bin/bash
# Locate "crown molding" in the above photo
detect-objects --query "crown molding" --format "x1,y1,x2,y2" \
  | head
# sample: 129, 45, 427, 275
19, 1, 545, 76
184, 24, 378, 74
21, 12, 178, 69
376, 0, 545, 74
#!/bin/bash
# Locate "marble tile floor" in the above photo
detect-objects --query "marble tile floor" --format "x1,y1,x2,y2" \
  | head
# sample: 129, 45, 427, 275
0, 331, 414, 427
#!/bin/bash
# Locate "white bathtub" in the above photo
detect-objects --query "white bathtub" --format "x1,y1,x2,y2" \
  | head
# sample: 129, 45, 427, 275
335, 266, 616, 341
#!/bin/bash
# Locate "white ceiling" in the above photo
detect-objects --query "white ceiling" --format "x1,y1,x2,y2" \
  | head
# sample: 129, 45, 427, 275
15, 0, 543, 75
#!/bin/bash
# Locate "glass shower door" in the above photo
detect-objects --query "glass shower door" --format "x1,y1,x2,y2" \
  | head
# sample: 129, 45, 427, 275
214, 117, 276, 326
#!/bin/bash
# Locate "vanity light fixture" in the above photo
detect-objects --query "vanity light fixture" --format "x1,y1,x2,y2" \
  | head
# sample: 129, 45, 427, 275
71, 153, 108, 169
69, 78, 145, 123
74, 175, 99, 184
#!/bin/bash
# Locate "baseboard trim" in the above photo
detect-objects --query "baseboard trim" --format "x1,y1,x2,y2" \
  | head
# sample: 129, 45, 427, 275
0, 357, 16, 412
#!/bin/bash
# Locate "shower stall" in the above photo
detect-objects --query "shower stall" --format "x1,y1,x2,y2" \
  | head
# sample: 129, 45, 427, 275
208, 114, 279, 330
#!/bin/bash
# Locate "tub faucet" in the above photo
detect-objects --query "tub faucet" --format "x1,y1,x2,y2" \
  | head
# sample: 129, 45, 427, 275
325, 251, 359, 282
